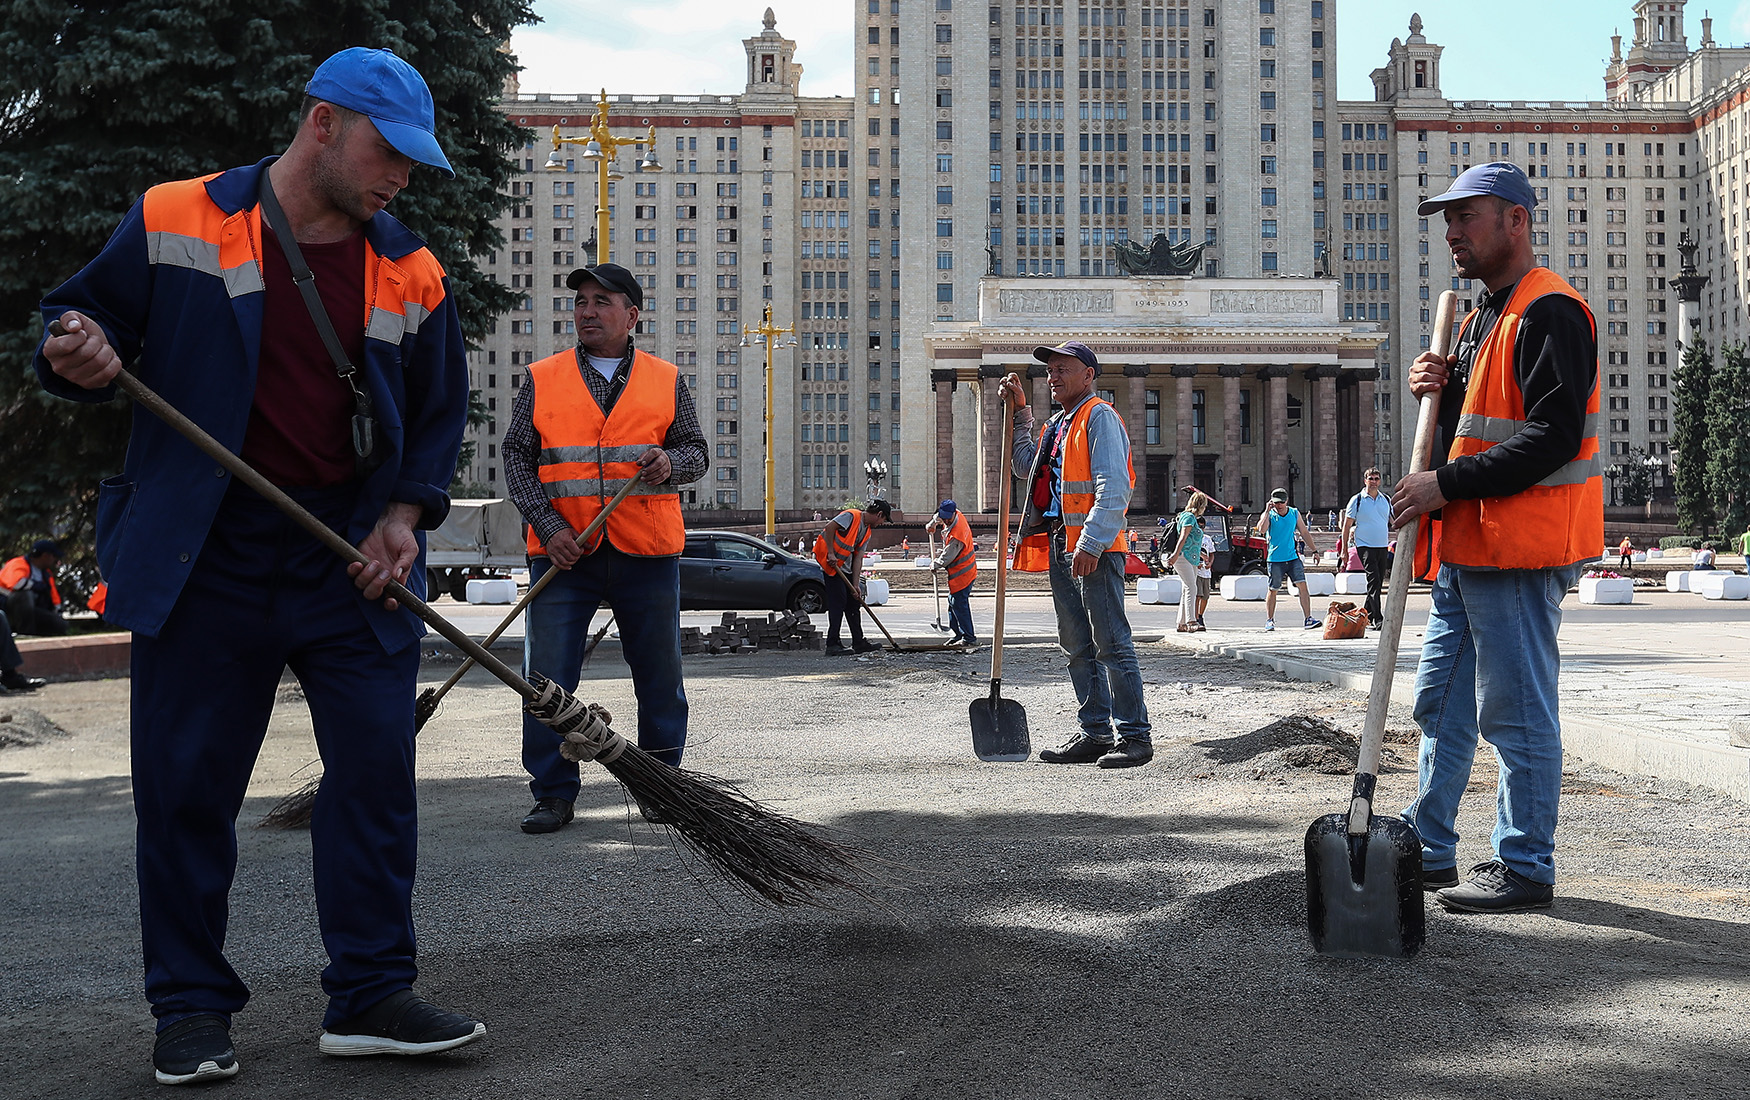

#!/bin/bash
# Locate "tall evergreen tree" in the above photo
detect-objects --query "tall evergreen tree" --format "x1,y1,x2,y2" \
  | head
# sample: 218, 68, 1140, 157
1704, 341, 1750, 537
0, 0, 534, 594
1669, 335, 1715, 533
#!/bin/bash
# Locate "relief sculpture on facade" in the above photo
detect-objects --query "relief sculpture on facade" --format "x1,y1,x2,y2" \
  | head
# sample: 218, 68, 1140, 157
1209, 289, 1325, 314
997, 289, 1115, 314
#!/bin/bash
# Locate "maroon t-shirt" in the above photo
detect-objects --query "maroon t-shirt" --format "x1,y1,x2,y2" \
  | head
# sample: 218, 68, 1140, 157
241, 225, 367, 487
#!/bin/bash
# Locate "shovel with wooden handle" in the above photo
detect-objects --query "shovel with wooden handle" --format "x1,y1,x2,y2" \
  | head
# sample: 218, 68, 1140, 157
969, 391, 1028, 762
1304, 289, 1456, 959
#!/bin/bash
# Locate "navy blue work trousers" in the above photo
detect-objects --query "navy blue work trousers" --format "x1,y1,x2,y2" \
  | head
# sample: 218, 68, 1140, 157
132, 484, 419, 1031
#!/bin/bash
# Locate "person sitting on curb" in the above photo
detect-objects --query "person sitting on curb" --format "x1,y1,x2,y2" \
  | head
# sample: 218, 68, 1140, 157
2, 539, 68, 637
1256, 489, 1321, 631
1693, 540, 1716, 569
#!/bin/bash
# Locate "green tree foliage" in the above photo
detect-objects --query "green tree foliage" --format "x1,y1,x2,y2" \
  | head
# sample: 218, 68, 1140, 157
0, 0, 534, 595
1669, 335, 1715, 533
1704, 341, 1750, 537
1619, 447, 1652, 509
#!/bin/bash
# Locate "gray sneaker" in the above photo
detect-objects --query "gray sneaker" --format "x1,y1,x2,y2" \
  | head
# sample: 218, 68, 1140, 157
1436, 859, 1553, 913
153, 1014, 238, 1086
320, 990, 485, 1057
1096, 739, 1154, 769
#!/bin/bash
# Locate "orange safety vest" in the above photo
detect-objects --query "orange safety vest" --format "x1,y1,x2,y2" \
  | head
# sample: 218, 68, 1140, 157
814, 510, 868, 576
523, 349, 685, 557
1, 556, 60, 607
941, 511, 978, 593
1014, 397, 1134, 572
1420, 267, 1602, 575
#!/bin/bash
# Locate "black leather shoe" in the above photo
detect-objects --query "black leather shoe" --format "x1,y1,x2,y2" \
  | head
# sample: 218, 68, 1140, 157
0, 668, 44, 691
519, 797, 574, 834
824, 642, 850, 657
1421, 865, 1460, 891
1037, 734, 1114, 764
1436, 859, 1553, 913
153, 1014, 239, 1085
851, 639, 881, 653
1096, 739, 1154, 769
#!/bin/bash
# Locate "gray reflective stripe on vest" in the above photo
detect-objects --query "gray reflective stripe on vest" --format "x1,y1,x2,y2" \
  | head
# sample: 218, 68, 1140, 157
543, 477, 677, 500
538, 444, 655, 465
146, 230, 264, 298
1062, 509, 1090, 527
365, 301, 431, 344
1454, 412, 1603, 488
1061, 479, 1096, 495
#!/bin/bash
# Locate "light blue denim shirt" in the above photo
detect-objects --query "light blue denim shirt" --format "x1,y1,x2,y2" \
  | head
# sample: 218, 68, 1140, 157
1011, 392, 1133, 556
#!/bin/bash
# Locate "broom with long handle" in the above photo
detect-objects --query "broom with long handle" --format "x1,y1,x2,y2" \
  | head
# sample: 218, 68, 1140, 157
56, 326, 873, 907
261, 475, 640, 827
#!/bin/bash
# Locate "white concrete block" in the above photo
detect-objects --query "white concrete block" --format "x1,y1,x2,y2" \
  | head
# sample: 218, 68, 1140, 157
864, 577, 890, 605
1304, 572, 1336, 596
466, 578, 517, 604
1647, 547, 1664, 560
1334, 571, 1371, 595
1221, 574, 1269, 601
865, 552, 882, 566
1630, 551, 1647, 563
1137, 576, 1182, 605
914, 555, 934, 569
1665, 570, 1691, 593
1320, 551, 1340, 566
1578, 576, 1634, 604
1696, 573, 1750, 600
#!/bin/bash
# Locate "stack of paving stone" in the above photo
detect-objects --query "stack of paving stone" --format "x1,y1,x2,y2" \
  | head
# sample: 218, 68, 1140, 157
681, 611, 822, 655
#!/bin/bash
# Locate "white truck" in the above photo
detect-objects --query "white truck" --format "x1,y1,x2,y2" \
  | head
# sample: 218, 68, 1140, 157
425, 498, 528, 600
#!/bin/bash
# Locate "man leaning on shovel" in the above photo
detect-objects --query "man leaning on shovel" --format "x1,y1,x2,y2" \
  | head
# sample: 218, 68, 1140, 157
1391, 162, 1602, 915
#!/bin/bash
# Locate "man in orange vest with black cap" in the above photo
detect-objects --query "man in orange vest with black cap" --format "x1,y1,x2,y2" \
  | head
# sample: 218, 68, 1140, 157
504, 261, 707, 836
999, 342, 1152, 768
1391, 162, 1602, 915
1, 539, 67, 636
815, 497, 891, 655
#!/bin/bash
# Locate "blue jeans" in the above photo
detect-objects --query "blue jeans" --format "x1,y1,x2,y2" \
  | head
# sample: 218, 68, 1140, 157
947, 585, 975, 642
1047, 534, 1150, 744
1400, 563, 1580, 885
522, 548, 687, 801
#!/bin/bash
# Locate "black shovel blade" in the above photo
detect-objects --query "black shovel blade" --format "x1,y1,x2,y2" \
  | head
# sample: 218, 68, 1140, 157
970, 695, 1029, 762
1304, 812, 1425, 959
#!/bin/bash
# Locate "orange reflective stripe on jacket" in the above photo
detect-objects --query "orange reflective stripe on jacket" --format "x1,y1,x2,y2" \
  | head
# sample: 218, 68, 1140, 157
1433, 266, 1603, 571
1014, 397, 1133, 572
1, 557, 60, 607
942, 511, 978, 593
814, 510, 867, 575
524, 349, 684, 557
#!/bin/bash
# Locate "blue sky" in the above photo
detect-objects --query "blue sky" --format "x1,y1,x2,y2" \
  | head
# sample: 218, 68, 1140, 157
510, 1, 1750, 103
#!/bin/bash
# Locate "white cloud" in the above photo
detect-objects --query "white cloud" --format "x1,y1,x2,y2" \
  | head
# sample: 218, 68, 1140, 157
510, 1, 853, 99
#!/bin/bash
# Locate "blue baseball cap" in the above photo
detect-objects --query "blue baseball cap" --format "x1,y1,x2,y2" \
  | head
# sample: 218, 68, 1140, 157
1418, 161, 1536, 216
1032, 340, 1100, 376
936, 500, 957, 522
306, 48, 454, 178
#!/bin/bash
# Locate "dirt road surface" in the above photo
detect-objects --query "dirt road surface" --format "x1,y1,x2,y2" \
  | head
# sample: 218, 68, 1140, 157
3, 638, 1747, 1098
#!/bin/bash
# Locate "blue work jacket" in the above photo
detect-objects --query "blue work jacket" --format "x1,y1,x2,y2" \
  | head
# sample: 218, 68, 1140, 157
34, 158, 468, 650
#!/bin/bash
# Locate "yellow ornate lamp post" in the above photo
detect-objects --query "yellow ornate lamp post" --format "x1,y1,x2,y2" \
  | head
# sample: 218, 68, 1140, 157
740, 304, 798, 541
545, 89, 660, 265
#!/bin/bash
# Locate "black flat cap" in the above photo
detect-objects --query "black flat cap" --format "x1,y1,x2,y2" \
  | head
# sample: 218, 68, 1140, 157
566, 262, 643, 309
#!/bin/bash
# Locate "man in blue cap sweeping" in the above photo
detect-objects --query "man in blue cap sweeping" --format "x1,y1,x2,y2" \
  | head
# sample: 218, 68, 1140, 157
37, 47, 481, 1084
926, 498, 978, 647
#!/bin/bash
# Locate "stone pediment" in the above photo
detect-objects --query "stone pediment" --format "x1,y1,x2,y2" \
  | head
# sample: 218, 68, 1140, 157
978, 275, 1344, 328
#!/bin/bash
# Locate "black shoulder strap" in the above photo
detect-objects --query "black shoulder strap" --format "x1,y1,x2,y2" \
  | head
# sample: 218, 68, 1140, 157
258, 170, 378, 467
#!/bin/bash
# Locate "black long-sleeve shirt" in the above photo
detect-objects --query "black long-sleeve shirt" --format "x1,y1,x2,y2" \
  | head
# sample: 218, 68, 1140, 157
1432, 279, 1597, 502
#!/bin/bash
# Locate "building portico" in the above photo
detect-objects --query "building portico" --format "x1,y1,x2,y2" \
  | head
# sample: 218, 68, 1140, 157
923, 276, 1386, 518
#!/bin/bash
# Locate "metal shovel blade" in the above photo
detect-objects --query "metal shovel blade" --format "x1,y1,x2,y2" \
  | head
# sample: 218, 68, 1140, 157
1304, 812, 1425, 959
970, 689, 1029, 762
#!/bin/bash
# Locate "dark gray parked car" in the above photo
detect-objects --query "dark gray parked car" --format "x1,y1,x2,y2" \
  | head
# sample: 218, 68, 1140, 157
680, 530, 826, 613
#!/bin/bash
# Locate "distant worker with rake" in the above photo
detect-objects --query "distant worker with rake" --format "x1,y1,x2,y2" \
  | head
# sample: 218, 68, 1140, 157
815, 497, 891, 656
1000, 341, 1153, 768
1392, 162, 1601, 914
927, 498, 978, 647
504, 261, 708, 835
36, 48, 482, 1084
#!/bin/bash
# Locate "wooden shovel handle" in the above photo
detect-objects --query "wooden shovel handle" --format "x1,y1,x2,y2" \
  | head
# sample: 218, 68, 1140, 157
992, 387, 1017, 683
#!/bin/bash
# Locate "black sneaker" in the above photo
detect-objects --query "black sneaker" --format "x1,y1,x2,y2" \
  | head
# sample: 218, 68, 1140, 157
1037, 734, 1114, 764
1097, 739, 1155, 769
319, 990, 485, 1057
153, 1014, 238, 1085
824, 642, 850, 657
0, 668, 44, 691
851, 639, 881, 653
519, 797, 573, 834
1421, 865, 1460, 891
1436, 859, 1554, 913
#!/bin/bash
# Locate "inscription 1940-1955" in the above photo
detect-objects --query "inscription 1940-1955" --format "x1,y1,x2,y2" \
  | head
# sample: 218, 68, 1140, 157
997, 289, 1115, 314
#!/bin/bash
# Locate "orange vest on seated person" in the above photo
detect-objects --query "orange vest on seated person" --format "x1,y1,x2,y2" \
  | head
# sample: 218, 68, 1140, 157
814, 510, 868, 576
523, 349, 685, 557
1415, 267, 1602, 578
1013, 397, 1133, 572
942, 511, 978, 593
1, 556, 60, 607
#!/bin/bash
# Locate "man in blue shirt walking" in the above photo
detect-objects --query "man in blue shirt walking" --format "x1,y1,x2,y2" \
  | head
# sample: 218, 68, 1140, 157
1341, 467, 1392, 629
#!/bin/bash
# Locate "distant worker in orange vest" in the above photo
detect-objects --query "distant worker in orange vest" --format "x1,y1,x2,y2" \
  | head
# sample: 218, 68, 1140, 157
814, 498, 891, 655
2, 539, 67, 636
1392, 162, 1602, 915
1000, 341, 1152, 769
504, 261, 708, 836
926, 499, 978, 647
